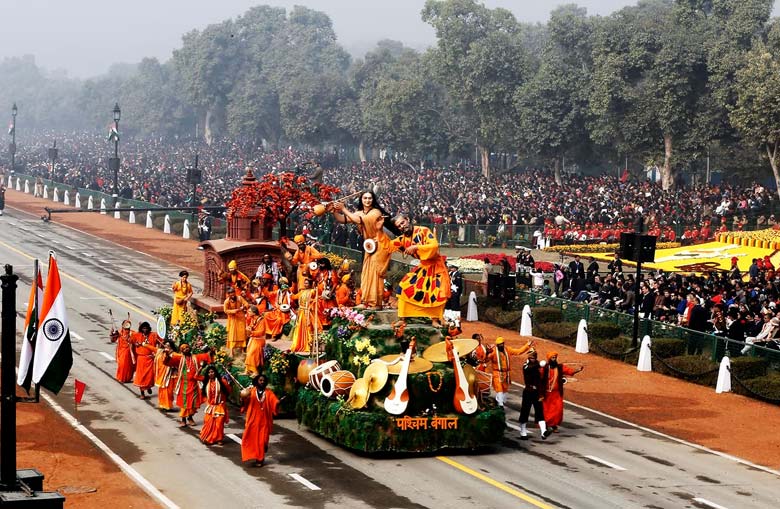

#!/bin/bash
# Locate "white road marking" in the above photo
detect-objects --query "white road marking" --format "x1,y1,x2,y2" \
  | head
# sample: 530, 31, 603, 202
583, 455, 627, 471
66, 246, 78, 250
147, 280, 160, 284
692, 498, 729, 509
82, 252, 93, 257
71, 331, 84, 342
509, 381, 780, 478
289, 473, 321, 491
41, 392, 179, 509
99, 351, 115, 361
121, 269, 134, 273
51, 239, 60, 244
226, 433, 242, 445
99, 259, 111, 264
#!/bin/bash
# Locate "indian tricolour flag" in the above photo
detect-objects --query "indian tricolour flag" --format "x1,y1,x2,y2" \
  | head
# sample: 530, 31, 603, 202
17, 260, 44, 392
107, 125, 119, 142
32, 253, 73, 394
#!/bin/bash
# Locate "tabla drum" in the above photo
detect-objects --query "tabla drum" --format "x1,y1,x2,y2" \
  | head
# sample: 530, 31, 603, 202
308, 360, 340, 391
320, 370, 356, 398
475, 369, 492, 397
279, 303, 292, 313
363, 238, 377, 254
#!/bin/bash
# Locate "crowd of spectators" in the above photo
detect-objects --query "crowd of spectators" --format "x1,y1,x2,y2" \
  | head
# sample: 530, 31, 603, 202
547, 254, 780, 355
1, 131, 777, 240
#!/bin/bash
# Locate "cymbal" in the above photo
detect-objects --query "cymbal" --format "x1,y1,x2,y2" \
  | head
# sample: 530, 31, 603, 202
422, 339, 479, 363
346, 378, 369, 409
378, 354, 433, 375
363, 361, 389, 393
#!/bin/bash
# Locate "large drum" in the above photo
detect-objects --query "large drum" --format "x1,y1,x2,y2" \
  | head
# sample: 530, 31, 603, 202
475, 369, 492, 397
308, 360, 340, 391
320, 370, 356, 398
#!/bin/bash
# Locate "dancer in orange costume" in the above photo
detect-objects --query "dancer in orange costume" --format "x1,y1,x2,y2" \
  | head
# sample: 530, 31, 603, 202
244, 306, 266, 376
155, 340, 177, 411
131, 321, 161, 399
110, 320, 136, 383
240, 374, 280, 467
171, 271, 193, 326
484, 336, 533, 407
199, 365, 231, 445
542, 351, 583, 431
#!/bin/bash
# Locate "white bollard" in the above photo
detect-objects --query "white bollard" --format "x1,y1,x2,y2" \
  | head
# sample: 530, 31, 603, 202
99, 198, 107, 215
575, 319, 589, 354
114, 201, 121, 219
128, 207, 135, 224
715, 356, 731, 394
183, 219, 191, 239
53, 188, 59, 202
146, 211, 154, 229
63, 190, 70, 206
520, 305, 533, 336
87, 195, 94, 210
637, 335, 652, 372
466, 291, 478, 322
43, 185, 49, 199
163, 214, 171, 234
16, 178, 21, 191
23, 180, 29, 193
75, 193, 81, 209
6, 175, 10, 187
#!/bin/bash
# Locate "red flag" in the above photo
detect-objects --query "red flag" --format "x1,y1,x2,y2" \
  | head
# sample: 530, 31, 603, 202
620, 168, 629, 183
74, 379, 86, 404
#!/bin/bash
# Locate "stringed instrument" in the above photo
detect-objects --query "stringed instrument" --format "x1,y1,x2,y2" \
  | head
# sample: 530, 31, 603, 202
384, 344, 414, 415
451, 344, 478, 415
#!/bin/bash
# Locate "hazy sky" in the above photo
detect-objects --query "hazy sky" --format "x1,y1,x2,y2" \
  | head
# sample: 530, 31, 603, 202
1, 0, 777, 78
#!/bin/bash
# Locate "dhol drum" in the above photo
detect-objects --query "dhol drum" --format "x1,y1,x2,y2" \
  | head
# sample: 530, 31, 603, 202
308, 360, 341, 391
475, 369, 492, 397
320, 370, 356, 398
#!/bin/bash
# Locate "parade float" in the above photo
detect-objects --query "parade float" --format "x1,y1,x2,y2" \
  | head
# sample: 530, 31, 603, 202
164, 167, 505, 454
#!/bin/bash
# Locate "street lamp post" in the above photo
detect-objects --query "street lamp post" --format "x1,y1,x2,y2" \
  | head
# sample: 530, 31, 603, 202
9, 103, 17, 174
108, 103, 121, 197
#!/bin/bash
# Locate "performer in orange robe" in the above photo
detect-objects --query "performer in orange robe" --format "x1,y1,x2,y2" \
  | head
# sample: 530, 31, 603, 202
131, 321, 161, 399
155, 340, 177, 411
315, 257, 339, 326
484, 336, 533, 407
199, 365, 230, 445
171, 271, 193, 326
263, 279, 293, 340
244, 306, 266, 376
164, 343, 212, 427
240, 374, 280, 467
224, 287, 248, 353
335, 275, 354, 307
389, 213, 451, 324
110, 320, 136, 383
542, 351, 583, 430
289, 279, 321, 353
287, 235, 322, 291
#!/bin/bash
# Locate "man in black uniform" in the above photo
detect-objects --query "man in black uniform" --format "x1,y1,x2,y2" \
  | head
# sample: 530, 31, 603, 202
519, 349, 550, 440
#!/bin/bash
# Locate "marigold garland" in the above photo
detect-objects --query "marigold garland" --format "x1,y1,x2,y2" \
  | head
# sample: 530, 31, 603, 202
426, 371, 443, 393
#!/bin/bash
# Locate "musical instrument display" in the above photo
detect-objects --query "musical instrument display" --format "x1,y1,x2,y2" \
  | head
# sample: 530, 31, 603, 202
384, 343, 414, 415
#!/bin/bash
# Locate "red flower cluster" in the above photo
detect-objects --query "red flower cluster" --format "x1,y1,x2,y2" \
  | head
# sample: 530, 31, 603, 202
460, 253, 555, 273
226, 171, 339, 225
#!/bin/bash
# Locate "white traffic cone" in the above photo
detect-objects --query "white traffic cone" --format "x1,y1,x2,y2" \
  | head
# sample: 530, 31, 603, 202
520, 305, 533, 336
637, 335, 652, 372
575, 319, 589, 354
715, 356, 731, 394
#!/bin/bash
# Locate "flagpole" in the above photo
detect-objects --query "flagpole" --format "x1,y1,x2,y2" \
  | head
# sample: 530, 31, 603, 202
1, 264, 19, 489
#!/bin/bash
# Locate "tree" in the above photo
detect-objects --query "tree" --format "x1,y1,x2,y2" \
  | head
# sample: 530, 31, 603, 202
514, 5, 594, 184
422, 0, 531, 177
730, 43, 780, 198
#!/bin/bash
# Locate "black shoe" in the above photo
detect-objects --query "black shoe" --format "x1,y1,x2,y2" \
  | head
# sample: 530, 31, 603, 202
519, 435, 529, 441
542, 429, 552, 440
